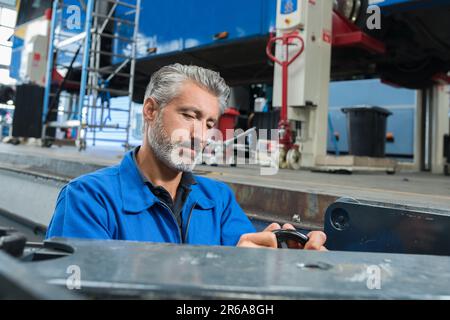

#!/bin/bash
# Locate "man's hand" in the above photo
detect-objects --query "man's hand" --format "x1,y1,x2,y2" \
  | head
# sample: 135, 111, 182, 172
236, 223, 327, 251
281, 223, 328, 251
236, 223, 280, 248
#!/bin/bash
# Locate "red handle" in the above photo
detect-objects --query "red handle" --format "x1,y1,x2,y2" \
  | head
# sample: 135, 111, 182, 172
266, 35, 284, 65
266, 32, 305, 66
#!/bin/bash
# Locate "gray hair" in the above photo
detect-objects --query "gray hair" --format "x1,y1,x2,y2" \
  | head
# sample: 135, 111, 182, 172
144, 63, 230, 114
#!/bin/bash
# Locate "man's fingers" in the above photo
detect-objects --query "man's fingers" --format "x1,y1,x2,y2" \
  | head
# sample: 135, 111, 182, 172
237, 232, 278, 249
239, 224, 327, 251
264, 223, 282, 232
304, 231, 327, 251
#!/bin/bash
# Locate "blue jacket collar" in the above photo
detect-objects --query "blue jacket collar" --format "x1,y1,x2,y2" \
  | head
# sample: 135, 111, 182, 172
119, 150, 214, 213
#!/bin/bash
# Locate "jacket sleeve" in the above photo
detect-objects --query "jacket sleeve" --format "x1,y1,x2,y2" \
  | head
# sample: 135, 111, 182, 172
219, 183, 256, 246
46, 181, 113, 240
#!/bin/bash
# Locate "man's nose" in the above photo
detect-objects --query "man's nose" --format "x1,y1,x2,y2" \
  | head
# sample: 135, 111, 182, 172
192, 120, 209, 147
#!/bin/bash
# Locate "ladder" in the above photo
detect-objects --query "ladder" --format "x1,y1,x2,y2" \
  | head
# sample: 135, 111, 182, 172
42, 0, 141, 151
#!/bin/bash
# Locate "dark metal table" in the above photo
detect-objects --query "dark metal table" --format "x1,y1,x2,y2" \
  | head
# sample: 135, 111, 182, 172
15, 238, 450, 300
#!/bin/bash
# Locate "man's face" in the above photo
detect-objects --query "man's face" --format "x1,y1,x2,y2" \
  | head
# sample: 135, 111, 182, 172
144, 81, 221, 172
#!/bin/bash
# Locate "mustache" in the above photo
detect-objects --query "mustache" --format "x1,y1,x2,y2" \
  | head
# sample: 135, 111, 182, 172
174, 138, 204, 151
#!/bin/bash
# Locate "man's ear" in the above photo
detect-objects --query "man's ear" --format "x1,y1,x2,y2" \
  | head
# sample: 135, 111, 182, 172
143, 97, 159, 123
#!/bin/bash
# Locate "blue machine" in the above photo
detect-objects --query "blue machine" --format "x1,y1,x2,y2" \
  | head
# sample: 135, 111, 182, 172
113, 0, 277, 62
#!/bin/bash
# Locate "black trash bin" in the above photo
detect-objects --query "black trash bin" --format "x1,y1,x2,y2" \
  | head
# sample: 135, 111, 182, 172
342, 106, 392, 158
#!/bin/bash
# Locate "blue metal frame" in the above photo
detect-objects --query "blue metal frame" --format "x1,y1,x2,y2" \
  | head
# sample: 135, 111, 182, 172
42, 0, 59, 125
77, 0, 94, 124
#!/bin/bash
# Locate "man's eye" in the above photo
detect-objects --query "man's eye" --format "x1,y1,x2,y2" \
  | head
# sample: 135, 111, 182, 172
183, 113, 195, 119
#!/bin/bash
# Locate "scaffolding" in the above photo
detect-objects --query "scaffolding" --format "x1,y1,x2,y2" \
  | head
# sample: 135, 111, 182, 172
42, 0, 141, 151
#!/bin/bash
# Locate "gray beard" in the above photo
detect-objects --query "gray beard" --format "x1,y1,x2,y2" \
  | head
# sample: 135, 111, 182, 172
146, 114, 199, 173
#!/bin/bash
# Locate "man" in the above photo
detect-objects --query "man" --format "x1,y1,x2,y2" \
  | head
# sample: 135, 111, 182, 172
46, 64, 326, 250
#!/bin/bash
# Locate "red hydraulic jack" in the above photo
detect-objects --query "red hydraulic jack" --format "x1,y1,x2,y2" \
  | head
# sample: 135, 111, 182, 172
266, 31, 304, 164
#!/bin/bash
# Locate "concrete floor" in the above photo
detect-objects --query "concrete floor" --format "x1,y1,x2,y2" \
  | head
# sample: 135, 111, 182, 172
0, 142, 449, 212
